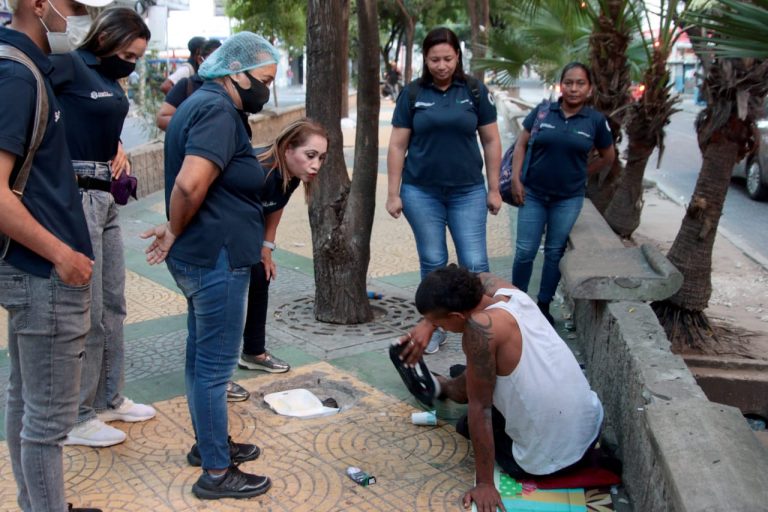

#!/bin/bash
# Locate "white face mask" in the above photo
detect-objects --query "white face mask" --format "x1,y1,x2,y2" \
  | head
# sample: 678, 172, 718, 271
40, 1, 92, 54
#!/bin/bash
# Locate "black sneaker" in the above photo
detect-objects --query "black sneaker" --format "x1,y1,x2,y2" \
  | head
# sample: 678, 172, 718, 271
187, 436, 261, 467
537, 301, 555, 325
192, 465, 272, 500
68, 505, 102, 512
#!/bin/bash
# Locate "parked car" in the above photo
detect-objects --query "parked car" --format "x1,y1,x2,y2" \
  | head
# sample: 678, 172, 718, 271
732, 103, 768, 201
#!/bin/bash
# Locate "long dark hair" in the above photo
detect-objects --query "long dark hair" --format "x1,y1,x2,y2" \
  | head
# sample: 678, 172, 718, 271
79, 8, 151, 58
560, 61, 593, 85
419, 27, 466, 86
259, 118, 328, 202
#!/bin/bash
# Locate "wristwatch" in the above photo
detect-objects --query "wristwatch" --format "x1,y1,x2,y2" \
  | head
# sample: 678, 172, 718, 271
263, 240, 276, 251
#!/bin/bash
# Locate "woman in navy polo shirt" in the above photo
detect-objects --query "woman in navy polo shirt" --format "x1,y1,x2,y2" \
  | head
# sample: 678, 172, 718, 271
509, 62, 615, 324
239, 119, 328, 374
142, 32, 278, 501
49, 8, 157, 448
386, 27, 502, 354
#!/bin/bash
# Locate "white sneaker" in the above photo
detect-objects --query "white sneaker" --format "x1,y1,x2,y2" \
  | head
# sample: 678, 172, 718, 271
424, 329, 447, 354
64, 418, 126, 447
98, 398, 156, 423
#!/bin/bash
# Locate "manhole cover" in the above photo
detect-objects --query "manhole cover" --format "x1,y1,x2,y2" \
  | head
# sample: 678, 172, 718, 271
273, 295, 421, 337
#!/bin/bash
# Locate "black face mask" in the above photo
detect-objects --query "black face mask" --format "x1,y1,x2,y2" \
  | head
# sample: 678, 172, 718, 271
99, 55, 136, 80
230, 73, 270, 113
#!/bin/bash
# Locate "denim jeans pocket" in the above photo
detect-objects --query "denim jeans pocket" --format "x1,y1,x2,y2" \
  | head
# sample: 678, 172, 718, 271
0, 272, 31, 330
50, 269, 91, 292
167, 258, 201, 297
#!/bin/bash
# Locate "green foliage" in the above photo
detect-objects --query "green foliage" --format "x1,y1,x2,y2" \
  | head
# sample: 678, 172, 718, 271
684, 0, 768, 58
476, 0, 592, 84
226, 0, 306, 54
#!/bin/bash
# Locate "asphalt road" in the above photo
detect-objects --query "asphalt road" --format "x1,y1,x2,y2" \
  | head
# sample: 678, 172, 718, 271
644, 105, 768, 267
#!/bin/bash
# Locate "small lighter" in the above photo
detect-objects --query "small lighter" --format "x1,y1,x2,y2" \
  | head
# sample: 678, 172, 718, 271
346, 466, 376, 486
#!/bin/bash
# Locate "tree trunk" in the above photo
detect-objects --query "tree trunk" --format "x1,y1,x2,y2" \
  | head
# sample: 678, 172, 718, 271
395, 0, 414, 84
306, 0, 376, 323
604, 50, 677, 237
602, 139, 654, 237
467, 0, 489, 82
586, 0, 631, 213
666, 121, 745, 313
340, 0, 350, 118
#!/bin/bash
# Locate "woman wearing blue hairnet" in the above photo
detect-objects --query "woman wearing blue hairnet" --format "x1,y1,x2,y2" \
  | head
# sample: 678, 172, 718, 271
141, 31, 278, 500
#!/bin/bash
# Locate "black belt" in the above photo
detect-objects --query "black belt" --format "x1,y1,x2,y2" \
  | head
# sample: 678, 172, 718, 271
76, 175, 111, 192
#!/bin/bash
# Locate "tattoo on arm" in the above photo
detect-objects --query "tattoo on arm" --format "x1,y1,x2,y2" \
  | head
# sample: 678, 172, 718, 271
465, 314, 495, 382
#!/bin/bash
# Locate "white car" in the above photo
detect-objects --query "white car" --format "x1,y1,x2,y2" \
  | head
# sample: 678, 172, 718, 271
732, 108, 768, 201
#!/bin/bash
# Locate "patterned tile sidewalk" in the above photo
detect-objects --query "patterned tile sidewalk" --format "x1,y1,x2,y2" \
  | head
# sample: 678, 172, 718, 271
0, 104, 570, 511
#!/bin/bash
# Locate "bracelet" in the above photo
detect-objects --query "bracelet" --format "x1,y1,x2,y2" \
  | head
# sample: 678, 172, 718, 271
262, 240, 276, 251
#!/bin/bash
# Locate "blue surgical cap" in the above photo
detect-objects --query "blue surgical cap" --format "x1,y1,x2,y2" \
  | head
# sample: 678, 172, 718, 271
198, 32, 279, 79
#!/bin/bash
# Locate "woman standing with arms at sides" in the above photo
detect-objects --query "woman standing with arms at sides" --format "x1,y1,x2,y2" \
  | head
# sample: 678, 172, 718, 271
510, 62, 615, 324
49, 7, 157, 448
238, 119, 328, 374
141, 32, 279, 500
386, 26, 502, 355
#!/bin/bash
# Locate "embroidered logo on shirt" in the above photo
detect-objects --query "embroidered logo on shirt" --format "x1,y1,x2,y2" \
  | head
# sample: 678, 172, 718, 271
90, 91, 114, 99
54, 110, 61, 123
456, 98, 471, 104
576, 130, 592, 138
540, 122, 556, 129
488, 92, 495, 106
414, 101, 434, 108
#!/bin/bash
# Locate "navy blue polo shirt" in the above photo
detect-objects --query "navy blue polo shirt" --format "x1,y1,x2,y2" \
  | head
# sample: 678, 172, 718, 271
164, 74, 204, 108
523, 100, 613, 198
392, 78, 497, 187
253, 148, 301, 215
49, 49, 129, 162
0, 27, 92, 277
164, 81, 266, 269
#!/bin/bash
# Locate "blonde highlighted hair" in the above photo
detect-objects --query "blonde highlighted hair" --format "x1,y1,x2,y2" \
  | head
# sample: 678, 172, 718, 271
258, 118, 328, 201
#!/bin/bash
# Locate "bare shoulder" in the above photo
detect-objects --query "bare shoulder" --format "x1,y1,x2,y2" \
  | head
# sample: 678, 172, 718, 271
477, 272, 516, 297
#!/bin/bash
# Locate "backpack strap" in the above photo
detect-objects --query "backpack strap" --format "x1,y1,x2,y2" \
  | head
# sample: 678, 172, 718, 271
0, 45, 49, 198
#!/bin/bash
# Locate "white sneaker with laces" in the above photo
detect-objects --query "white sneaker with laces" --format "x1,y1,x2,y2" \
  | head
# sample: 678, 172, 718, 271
64, 418, 126, 447
98, 398, 156, 423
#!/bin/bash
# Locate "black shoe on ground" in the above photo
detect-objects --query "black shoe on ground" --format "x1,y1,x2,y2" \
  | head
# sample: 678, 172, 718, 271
537, 301, 555, 325
187, 436, 261, 467
449, 364, 466, 378
69, 505, 102, 512
226, 380, 250, 402
192, 465, 272, 500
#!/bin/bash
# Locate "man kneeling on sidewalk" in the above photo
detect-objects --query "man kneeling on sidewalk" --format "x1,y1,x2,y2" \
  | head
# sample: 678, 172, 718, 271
399, 265, 604, 512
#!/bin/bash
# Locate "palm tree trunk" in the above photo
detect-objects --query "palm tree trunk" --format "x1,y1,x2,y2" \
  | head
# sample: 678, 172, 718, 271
586, 0, 632, 212
603, 139, 654, 236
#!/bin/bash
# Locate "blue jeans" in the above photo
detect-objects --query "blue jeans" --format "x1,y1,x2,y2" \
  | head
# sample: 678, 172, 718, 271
166, 247, 250, 471
1, 260, 91, 512
74, 161, 128, 423
512, 189, 584, 304
401, 182, 490, 280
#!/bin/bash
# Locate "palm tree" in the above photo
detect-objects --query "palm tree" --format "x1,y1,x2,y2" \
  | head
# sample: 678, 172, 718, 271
603, 1, 685, 236
653, 0, 768, 351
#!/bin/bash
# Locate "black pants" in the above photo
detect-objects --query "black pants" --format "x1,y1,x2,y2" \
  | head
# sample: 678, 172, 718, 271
456, 407, 598, 480
242, 262, 270, 356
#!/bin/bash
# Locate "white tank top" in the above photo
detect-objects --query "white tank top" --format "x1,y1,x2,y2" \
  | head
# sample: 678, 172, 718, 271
488, 288, 604, 475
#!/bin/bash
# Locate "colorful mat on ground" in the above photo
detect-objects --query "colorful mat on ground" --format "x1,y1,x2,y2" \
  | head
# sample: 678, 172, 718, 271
473, 465, 614, 512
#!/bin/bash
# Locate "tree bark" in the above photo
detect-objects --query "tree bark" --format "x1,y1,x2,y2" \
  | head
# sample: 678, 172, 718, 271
395, 0, 414, 84
468, 0, 489, 82
666, 122, 745, 312
603, 139, 654, 237
306, 0, 377, 323
586, 0, 631, 213
340, 0, 350, 118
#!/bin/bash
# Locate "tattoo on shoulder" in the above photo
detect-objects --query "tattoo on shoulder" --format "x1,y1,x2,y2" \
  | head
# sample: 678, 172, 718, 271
465, 314, 495, 381
480, 274, 503, 295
